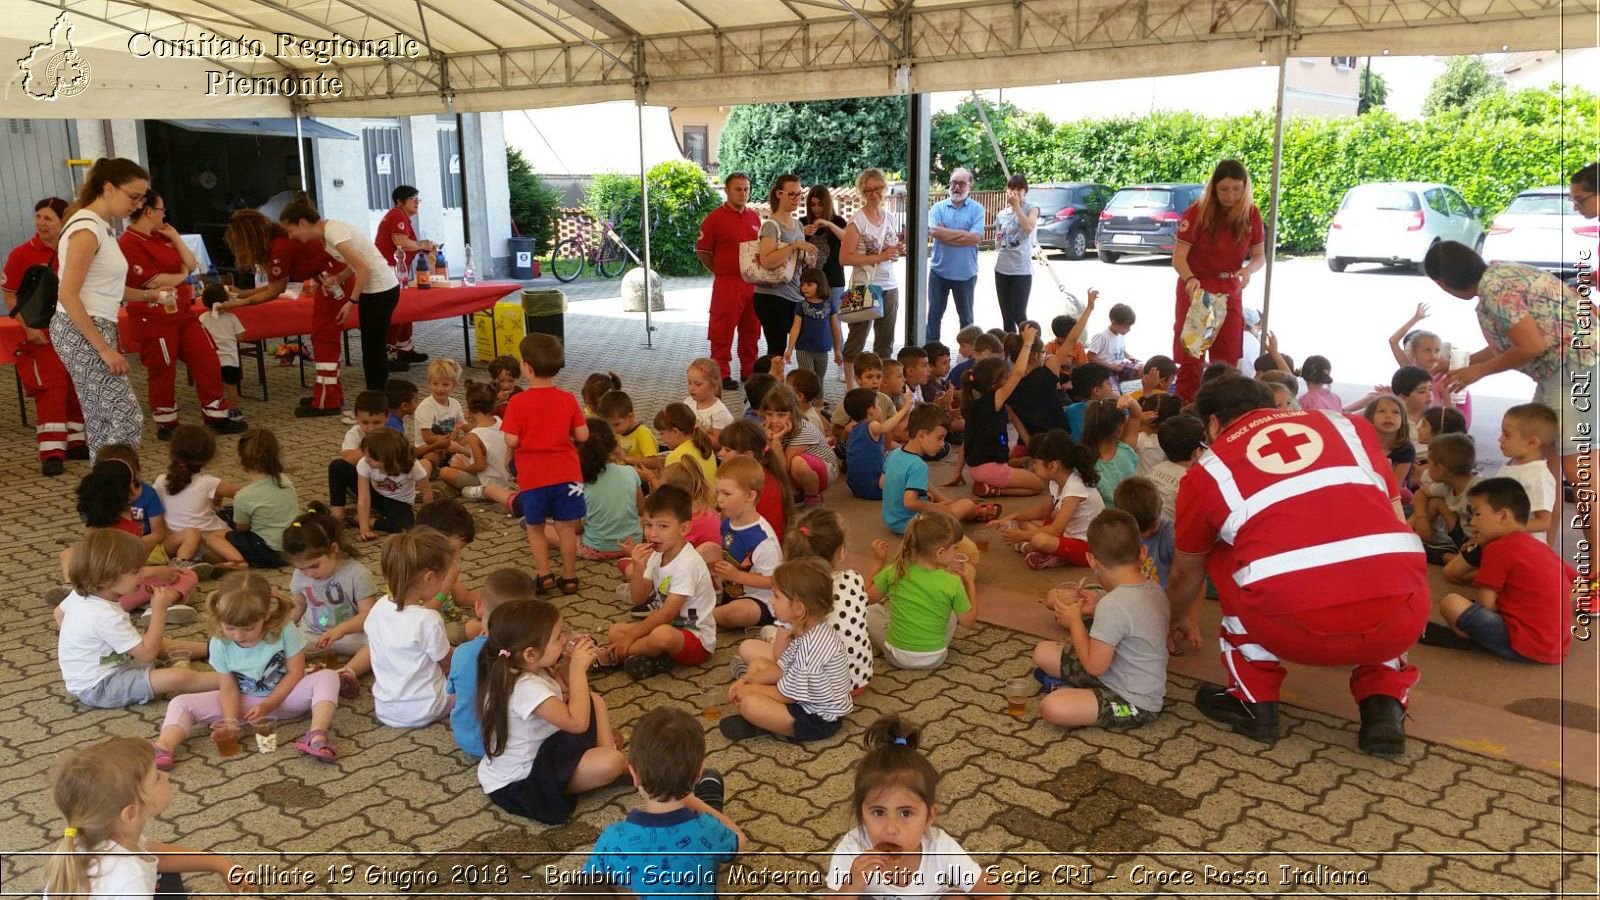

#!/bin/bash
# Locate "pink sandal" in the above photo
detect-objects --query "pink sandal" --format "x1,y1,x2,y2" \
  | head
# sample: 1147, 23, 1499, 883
152, 743, 174, 772
336, 669, 361, 700
294, 729, 338, 762
972, 482, 1000, 498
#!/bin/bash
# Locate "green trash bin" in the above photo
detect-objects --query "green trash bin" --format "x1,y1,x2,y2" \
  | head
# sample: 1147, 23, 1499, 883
523, 289, 566, 344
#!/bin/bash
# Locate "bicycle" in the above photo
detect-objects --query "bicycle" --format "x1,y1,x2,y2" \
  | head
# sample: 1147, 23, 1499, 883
550, 209, 654, 283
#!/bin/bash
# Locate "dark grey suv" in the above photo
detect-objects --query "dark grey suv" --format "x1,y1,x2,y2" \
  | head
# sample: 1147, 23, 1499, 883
1095, 183, 1204, 263
1028, 182, 1114, 260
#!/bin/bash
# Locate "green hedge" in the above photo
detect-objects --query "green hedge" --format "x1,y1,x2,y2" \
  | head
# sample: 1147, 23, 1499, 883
931, 89, 1596, 252
719, 97, 908, 190
506, 148, 563, 256
583, 160, 722, 277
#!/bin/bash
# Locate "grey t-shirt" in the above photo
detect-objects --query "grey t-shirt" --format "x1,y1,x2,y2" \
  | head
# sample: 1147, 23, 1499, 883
1089, 580, 1171, 712
993, 201, 1038, 276
755, 217, 806, 304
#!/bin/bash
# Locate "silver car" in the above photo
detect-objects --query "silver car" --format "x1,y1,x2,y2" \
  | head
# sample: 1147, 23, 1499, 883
1325, 182, 1484, 273
1482, 186, 1596, 276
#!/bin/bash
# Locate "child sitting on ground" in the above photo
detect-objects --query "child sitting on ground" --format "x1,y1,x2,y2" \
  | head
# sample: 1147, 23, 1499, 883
925, 341, 954, 399
1297, 356, 1343, 413
721, 557, 854, 743
477, 597, 628, 824
743, 373, 778, 422
784, 367, 830, 439
1261, 371, 1299, 412
1003, 303, 1091, 454
1494, 403, 1558, 540
57, 530, 214, 708
761, 384, 839, 504
888, 407, 996, 533
330, 390, 392, 496
1410, 432, 1480, 566
1115, 477, 1175, 588
655, 402, 719, 485
155, 425, 246, 570
750, 507, 874, 695
364, 528, 455, 728
1065, 363, 1117, 442
1082, 396, 1143, 507
384, 377, 420, 439
948, 327, 1048, 498
55, 462, 201, 623
704, 457, 782, 630
283, 503, 374, 698
826, 715, 1009, 897
1031, 509, 1170, 730
655, 459, 722, 553
1439, 478, 1577, 664
1133, 392, 1182, 474
1149, 415, 1205, 522
439, 381, 511, 498
1086, 302, 1142, 383
716, 420, 793, 543
581, 371, 622, 419
1128, 355, 1176, 402
152, 572, 342, 769
500, 334, 589, 596
97, 443, 169, 561
685, 358, 735, 439
488, 354, 522, 417
448, 569, 539, 759
354, 429, 433, 540
1045, 314, 1089, 384
1364, 395, 1417, 498
995, 429, 1103, 570
829, 352, 894, 443
226, 428, 298, 568
604, 486, 719, 682
947, 325, 985, 388
596, 389, 659, 471
414, 359, 464, 471
416, 499, 486, 641
867, 511, 977, 671
842, 386, 913, 501
881, 360, 907, 408
583, 707, 745, 885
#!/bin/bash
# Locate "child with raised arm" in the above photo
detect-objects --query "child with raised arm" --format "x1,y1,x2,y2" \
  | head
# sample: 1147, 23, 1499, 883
603, 486, 719, 682
947, 325, 1048, 497
1389, 302, 1470, 426
500, 333, 589, 595
842, 386, 913, 501
1031, 509, 1169, 729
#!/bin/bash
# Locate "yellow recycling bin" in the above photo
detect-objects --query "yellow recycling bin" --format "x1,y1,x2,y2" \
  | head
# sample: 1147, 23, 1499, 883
473, 298, 526, 363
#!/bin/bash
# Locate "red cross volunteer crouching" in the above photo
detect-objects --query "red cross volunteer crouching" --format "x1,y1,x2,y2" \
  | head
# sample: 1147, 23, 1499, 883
1167, 376, 1430, 756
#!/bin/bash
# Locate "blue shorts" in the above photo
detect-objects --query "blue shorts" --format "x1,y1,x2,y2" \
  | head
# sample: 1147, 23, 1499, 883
786, 702, 843, 742
1454, 603, 1534, 663
517, 482, 586, 526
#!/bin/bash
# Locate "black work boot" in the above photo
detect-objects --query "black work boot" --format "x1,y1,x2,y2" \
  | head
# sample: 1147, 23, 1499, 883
1357, 695, 1407, 757
1195, 683, 1279, 744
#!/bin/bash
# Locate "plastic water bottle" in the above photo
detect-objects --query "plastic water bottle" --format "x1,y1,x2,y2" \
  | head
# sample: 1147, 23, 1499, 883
321, 271, 346, 302
253, 264, 267, 288
393, 248, 410, 287
1446, 343, 1469, 406
462, 244, 477, 286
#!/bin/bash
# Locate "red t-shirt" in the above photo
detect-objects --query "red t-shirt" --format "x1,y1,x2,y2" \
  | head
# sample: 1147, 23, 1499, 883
119, 229, 194, 304
2, 236, 56, 298
268, 235, 346, 295
1175, 409, 1429, 616
757, 470, 786, 544
500, 386, 584, 489
374, 207, 417, 272
1475, 531, 1576, 664
111, 516, 144, 538
1175, 204, 1264, 280
695, 204, 760, 279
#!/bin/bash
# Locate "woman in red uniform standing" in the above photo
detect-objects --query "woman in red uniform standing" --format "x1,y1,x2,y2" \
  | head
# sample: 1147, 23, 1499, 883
119, 190, 243, 438
2, 197, 87, 475
1171, 159, 1267, 401
223, 210, 350, 417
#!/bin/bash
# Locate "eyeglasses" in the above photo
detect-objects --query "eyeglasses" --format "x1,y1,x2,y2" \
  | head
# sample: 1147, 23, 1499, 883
1573, 190, 1597, 208
781, 190, 804, 198
950, 179, 971, 187
116, 185, 147, 204
862, 187, 885, 195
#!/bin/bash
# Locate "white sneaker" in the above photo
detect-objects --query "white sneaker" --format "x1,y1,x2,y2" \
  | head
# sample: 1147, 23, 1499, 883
461, 485, 485, 501
174, 559, 214, 581
143, 604, 198, 625
339, 411, 356, 425
758, 625, 779, 642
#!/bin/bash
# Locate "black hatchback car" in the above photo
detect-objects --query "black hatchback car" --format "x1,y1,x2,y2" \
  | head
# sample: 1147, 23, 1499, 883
1094, 183, 1204, 263
1028, 182, 1114, 260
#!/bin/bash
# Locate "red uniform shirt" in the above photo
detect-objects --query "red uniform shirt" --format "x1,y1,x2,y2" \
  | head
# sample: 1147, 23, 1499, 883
374, 207, 417, 272
1175, 408, 1428, 616
500, 386, 585, 490
1475, 531, 1577, 663
695, 204, 760, 279
2, 236, 56, 297
118, 229, 193, 304
1175, 204, 1264, 279
268, 235, 345, 293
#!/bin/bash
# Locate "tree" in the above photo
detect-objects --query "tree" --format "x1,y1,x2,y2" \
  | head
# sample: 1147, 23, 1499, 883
1358, 65, 1388, 114
717, 97, 908, 190
505, 147, 563, 255
1422, 56, 1504, 117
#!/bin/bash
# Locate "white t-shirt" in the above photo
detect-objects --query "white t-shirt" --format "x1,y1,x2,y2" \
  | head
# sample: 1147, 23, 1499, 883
850, 208, 900, 291
1134, 432, 1165, 476
201, 309, 247, 367
1055, 471, 1104, 540
341, 424, 371, 453
414, 395, 463, 444
1149, 461, 1187, 523
1087, 328, 1127, 366
684, 397, 733, 432
826, 826, 983, 897
322, 219, 400, 295
44, 840, 159, 900
363, 596, 451, 728
471, 420, 511, 487
1497, 460, 1557, 518
646, 545, 718, 651
1238, 330, 1262, 377
154, 472, 227, 532
57, 591, 143, 695
57, 210, 129, 321
477, 671, 562, 794
356, 457, 429, 504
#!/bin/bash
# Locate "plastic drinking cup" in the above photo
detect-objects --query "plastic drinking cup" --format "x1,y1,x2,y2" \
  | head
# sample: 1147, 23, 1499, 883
1004, 679, 1034, 718
211, 721, 241, 758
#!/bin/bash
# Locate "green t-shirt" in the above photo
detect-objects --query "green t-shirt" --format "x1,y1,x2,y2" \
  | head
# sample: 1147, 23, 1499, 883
233, 475, 300, 552
872, 563, 970, 653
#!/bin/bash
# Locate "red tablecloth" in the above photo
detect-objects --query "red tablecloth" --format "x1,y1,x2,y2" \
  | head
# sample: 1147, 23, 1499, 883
1, 282, 520, 359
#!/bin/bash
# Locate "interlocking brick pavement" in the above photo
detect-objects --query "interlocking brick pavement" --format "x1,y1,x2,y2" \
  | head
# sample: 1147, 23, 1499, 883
0, 293, 1594, 897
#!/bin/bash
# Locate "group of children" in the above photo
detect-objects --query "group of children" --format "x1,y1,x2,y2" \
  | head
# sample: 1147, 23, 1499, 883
43, 289, 1580, 896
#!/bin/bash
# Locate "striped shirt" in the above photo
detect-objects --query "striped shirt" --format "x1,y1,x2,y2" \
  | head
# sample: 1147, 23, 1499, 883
777, 626, 854, 721
785, 417, 840, 475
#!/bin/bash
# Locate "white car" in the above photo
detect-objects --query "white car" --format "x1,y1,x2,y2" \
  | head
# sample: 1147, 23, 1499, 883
1325, 182, 1484, 273
1482, 186, 1597, 276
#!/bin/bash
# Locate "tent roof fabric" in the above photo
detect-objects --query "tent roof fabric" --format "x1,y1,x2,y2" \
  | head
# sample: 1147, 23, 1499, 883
2, 0, 1589, 118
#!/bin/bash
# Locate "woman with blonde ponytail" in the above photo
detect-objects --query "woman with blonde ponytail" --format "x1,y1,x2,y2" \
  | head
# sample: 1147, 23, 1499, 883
53, 158, 155, 459
45, 736, 242, 898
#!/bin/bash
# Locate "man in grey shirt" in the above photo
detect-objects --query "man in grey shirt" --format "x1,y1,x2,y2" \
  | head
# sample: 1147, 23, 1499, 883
1030, 509, 1170, 728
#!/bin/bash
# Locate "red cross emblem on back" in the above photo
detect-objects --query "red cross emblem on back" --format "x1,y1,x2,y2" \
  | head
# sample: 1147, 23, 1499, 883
1245, 421, 1324, 475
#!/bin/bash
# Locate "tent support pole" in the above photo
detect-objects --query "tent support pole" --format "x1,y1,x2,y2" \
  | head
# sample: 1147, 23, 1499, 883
637, 96, 654, 349
905, 92, 932, 347
1261, 46, 1289, 333
294, 113, 307, 191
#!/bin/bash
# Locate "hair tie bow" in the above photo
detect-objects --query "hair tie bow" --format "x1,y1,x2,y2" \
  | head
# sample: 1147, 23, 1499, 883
892, 737, 908, 746
63, 827, 78, 838
497, 649, 511, 659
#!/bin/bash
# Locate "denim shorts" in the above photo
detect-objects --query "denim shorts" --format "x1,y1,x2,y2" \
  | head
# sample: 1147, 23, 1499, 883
75, 664, 155, 709
1454, 602, 1534, 662
518, 482, 587, 525
787, 702, 843, 742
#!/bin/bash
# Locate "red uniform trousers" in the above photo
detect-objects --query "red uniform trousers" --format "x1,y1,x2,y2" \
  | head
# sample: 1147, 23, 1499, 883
310, 293, 347, 410
1217, 589, 1428, 707
15, 341, 85, 461
386, 321, 413, 353
127, 306, 231, 425
1172, 274, 1245, 402
707, 276, 758, 381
